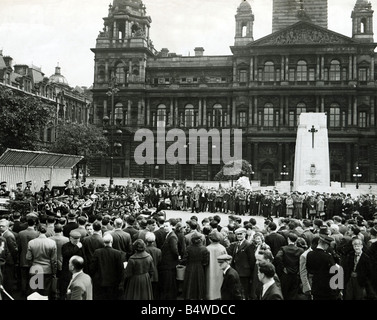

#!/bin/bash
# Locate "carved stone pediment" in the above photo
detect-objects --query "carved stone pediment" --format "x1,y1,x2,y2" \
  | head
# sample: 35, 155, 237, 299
251, 21, 357, 47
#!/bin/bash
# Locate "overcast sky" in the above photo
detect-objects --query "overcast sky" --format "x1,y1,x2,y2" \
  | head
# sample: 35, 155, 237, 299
1, 0, 375, 87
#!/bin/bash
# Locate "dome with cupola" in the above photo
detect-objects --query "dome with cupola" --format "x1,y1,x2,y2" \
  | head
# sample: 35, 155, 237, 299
238, 0, 252, 12
49, 65, 69, 86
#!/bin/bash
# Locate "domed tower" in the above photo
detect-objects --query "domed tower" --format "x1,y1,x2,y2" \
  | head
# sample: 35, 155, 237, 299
92, 0, 155, 88
234, 0, 254, 46
351, 0, 374, 43
49, 64, 69, 87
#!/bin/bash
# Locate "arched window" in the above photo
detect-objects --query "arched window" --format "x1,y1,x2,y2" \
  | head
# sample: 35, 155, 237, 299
263, 103, 274, 127
329, 103, 341, 127
329, 60, 341, 81
361, 18, 367, 33
157, 104, 166, 127
185, 104, 195, 127
115, 62, 126, 84
297, 60, 307, 81
241, 23, 247, 37
263, 61, 274, 82
213, 104, 223, 128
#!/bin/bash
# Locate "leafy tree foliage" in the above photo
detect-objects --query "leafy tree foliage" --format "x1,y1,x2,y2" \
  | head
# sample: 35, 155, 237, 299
214, 159, 253, 181
49, 122, 109, 159
0, 86, 55, 154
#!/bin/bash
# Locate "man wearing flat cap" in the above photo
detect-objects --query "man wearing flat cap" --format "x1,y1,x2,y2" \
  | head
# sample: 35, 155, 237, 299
306, 234, 339, 300
40, 180, 51, 202
226, 227, 256, 300
60, 230, 83, 300
217, 254, 242, 300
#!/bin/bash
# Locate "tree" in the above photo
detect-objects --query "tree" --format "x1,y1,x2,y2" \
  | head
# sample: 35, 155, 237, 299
214, 159, 253, 182
49, 122, 109, 159
0, 86, 55, 154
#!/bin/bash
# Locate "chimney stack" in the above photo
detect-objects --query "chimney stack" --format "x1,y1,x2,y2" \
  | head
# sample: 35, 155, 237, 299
194, 47, 205, 57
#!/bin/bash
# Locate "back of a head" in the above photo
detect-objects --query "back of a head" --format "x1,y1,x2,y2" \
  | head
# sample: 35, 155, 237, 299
114, 218, 123, 228
92, 221, 102, 232
103, 233, 113, 245
126, 215, 135, 225
47, 216, 56, 224
54, 224, 63, 233
145, 231, 156, 243
38, 224, 47, 234
133, 239, 146, 252
213, 215, 221, 224
156, 216, 165, 226
78, 216, 87, 226
70, 255, 85, 271
287, 232, 298, 243
189, 220, 198, 230
268, 222, 277, 231
249, 218, 257, 226
209, 220, 218, 229
27, 218, 36, 227
258, 261, 276, 278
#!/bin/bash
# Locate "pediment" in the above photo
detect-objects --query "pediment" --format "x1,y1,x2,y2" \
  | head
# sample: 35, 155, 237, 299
251, 21, 357, 47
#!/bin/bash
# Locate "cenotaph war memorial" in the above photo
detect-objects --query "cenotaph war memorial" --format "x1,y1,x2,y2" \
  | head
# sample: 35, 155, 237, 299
293, 113, 330, 193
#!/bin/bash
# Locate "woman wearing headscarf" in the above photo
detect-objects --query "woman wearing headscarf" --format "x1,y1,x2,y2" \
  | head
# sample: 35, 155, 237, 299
181, 234, 209, 300
206, 230, 227, 300
124, 239, 154, 300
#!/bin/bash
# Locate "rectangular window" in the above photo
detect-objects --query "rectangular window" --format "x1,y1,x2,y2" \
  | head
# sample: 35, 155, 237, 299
193, 77, 198, 83
238, 111, 246, 127
289, 69, 295, 81
224, 112, 228, 127
181, 78, 187, 83
289, 111, 295, 127
275, 69, 281, 82
359, 68, 367, 81
324, 68, 329, 81
221, 77, 227, 82
329, 107, 340, 127
165, 78, 170, 83
359, 111, 367, 128
342, 68, 347, 81
309, 68, 315, 81
239, 70, 247, 83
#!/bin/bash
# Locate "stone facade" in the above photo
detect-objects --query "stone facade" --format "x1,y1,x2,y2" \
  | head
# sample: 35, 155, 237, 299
90, 0, 377, 186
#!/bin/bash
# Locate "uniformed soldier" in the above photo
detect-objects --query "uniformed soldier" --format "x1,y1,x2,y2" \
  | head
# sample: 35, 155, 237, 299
24, 180, 33, 198
40, 179, 51, 201
14, 182, 24, 201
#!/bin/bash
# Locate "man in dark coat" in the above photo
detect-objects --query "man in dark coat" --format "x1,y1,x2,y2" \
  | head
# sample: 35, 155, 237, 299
217, 254, 242, 300
60, 230, 84, 299
226, 227, 255, 300
110, 218, 132, 260
63, 212, 79, 238
257, 261, 284, 300
81, 222, 104, 273
265, 222, 287, 257
306, 234, 339, 300
90, 233, 124, 300
274, 233, 304, 300
153, 216, 166, 249
122, 215, 139, 240
159, 219, 179, 300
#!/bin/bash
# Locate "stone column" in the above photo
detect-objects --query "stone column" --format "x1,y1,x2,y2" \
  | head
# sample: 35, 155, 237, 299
285, 56, 289, 81
203, 98, 207, 126
253, 143, 258, 180
280, 97, 284, 126
370, 56, 375, 82
353, 96, 357, 126
254, 96, 258, 126
128, 100, 131, 125
320, 96, 324, 113
371, 96, 375, 126
281, 56, 285, 81
227, 97, 231, 127
146, 98, 150, 126
170, 98, 174, 126
316, 56, 321, 80
349, 55, 353, 80
321, 56, 325, 80
249, 98, 253, 125
232, 100, 236, 126
353, 56, 357, 80
254, 56, 258, 81
348, 96, 352, 126
198, 99, 202, 126
250, 57, 254, 81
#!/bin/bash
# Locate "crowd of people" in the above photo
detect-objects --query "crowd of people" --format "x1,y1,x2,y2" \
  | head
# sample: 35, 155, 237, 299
0, 177, 377, 300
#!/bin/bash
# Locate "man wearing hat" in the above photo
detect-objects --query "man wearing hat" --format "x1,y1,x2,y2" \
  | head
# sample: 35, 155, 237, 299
14, 182, 25, 201
0, 181, 10, 197
60, 230, 84, 300
226, 227, 256, 300
306, 234, 339, 300
217, 254, 242, 300
40, 180, 51, 202
63, 211, 79, 238
24, 180, 34, 199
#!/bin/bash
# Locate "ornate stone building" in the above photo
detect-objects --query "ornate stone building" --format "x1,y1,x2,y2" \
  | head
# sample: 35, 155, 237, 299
0, 52, 92, 146
90, 0, 377, 186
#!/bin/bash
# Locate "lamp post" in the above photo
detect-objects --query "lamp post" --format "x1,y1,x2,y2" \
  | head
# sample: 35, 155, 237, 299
103, 78, 120, 187
249, 164, 255, 184
353, 166, 362, 190
280, 164, 289, 181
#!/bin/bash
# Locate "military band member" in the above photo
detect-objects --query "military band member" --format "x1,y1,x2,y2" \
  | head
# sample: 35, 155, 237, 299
40, 179, 51, 201
0, 181, 10, 197
14, 182, 25, 201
